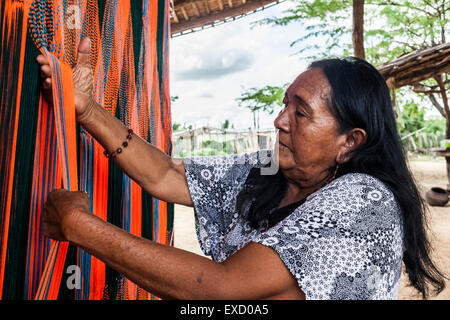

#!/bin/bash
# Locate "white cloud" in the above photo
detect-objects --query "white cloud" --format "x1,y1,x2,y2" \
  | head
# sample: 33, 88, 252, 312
169, 1, 307, 130
174, 47, 254, 81
196, 91, 214, 98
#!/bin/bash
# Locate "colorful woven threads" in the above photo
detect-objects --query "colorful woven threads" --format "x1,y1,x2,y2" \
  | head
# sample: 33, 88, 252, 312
0, 0, 173, 300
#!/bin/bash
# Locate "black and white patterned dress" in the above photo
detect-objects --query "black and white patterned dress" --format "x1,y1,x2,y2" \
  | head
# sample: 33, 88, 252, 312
184, 151, 404, 300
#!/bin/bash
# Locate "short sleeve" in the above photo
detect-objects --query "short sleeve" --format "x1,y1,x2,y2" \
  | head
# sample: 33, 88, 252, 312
253, 173, 404, 300
184, 151, 271, 259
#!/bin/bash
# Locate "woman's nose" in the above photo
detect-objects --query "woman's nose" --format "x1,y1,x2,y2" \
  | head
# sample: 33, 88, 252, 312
274, 107, 290, 133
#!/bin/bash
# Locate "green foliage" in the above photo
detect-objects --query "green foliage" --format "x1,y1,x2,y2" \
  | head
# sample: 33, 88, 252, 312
172, 122, 192, 132
396, 100, 426, 134
236, 84, 288, 129
221, 119, 230, 129
257, 0, 353, 59
236, 84, 288, 114
395, 88, 446, 150
172, 122, 181, 131
202, 139, 224, 149
257, 0, 449, 144
364, 0, 449, 65
259, 0, 449, 64
424, 117, 446, 134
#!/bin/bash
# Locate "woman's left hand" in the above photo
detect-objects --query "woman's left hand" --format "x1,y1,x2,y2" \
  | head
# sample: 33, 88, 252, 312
42, 189, 91, 242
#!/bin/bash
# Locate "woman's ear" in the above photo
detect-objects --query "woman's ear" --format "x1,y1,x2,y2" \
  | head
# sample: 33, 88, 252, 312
336, 128, 367, 164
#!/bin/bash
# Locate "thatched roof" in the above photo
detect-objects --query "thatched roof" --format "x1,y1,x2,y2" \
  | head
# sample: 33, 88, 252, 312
170, 0, 280, 36
378, 42, 450, 89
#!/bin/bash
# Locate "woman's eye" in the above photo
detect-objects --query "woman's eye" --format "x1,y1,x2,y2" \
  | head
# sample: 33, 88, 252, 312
295, 110, 305, 117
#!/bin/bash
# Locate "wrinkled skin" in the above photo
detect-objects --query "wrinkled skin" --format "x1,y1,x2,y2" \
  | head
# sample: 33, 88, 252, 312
274, 68, 366, 204
35, 39, 367, 299
36, 37, 94, 122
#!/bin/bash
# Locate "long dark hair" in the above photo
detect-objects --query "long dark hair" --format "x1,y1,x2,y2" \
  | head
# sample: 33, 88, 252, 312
237, 57, 446, 298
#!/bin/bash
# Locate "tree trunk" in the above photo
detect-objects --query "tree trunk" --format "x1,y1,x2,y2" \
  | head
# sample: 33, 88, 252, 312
352, 0, 365, 60
434, 75, 450, 191
391, 89, 398, 118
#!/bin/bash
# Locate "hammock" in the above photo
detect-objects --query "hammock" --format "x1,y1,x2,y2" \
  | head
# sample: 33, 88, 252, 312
0, 0, 173, 300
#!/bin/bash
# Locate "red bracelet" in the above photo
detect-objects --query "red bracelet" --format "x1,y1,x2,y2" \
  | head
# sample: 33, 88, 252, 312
104, 129, 133, 159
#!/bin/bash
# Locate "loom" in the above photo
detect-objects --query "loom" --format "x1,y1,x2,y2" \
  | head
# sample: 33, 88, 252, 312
0, 0, 173, 300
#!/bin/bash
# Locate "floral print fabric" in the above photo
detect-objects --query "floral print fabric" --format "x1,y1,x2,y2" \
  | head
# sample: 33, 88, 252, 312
184, 151, 404, 300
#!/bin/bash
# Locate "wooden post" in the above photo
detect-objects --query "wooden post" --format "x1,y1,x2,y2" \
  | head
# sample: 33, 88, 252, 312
352, 0, 365, 60
391, 88, 398, 118
434, 74, 450, 190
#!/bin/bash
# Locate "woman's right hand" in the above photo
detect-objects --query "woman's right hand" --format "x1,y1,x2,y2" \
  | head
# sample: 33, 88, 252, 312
36, 37, 94, 123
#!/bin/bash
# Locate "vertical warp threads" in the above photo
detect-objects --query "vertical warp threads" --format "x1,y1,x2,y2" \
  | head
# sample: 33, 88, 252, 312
0, 0, 173, 300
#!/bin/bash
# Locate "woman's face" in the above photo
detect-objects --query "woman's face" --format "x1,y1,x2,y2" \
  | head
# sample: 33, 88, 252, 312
274, 67, 347, 188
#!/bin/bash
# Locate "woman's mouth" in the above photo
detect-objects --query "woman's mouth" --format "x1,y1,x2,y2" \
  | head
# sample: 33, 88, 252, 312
278, 140, 290, 151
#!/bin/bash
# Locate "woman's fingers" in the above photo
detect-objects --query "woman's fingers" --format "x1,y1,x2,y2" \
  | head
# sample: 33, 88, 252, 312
40, 64, 51, 77
36, 54, 54, 104
36, 55, 51, 76
42, 189, 91, 241
36, 54, 48, 65
76, 37, 91, 67
37, 55, 51, 81
42, 77, 52, 90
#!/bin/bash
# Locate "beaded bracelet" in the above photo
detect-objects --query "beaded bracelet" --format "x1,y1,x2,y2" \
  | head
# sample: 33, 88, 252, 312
103, 128, 133, 159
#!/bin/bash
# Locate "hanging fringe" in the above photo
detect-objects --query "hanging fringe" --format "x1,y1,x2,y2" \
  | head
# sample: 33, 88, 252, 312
0, 0, 30, 300
34, 48, 78, 300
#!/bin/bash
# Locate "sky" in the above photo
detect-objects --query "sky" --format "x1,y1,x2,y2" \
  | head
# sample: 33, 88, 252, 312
169, 1, 307, 131
169, 1, 443, 130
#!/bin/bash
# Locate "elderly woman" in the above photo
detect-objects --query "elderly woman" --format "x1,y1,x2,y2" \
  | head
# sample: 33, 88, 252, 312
37, 38, 445, 300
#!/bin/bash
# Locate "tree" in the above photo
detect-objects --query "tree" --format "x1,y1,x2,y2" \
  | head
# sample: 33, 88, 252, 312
259, 0, 450, 186
221, 119, 230, 130
255, 0, 353, 60
258, 1, 448, 64
236, 84, 287, 129
352, 0, 365, 59
172, 122, 192, 132
172, 121, 181, 131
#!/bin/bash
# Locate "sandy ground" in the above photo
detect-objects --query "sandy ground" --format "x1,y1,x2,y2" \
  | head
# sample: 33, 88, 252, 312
173, 160, 450, 300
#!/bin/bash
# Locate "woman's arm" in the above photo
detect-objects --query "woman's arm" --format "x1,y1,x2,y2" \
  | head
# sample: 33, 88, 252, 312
79, 97, 193, 207
43, 190, 304, 300
37, 38, 193, 207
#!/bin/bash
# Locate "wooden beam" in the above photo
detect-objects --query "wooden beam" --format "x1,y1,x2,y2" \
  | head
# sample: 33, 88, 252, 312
413, 85, 443, 94
352, 0, 365, 59
228, 0, 233, 8
171, 0, 276, 34
192, 2, 200, 16
180, 6, 189, 20
413, 85, 447, 118
218, 0, 224, 10
378, 42, 450, 88
385, 77, 396, 90
203, 0, 210, 14
435, 74, 450, 121
378, 43, 450, 73
393, 65, 450, 88
388, 57, 450, 83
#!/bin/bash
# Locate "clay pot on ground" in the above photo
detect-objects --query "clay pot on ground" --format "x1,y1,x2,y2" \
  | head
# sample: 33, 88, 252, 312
425, 187, 449, 207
